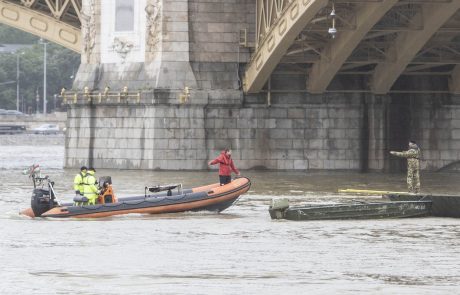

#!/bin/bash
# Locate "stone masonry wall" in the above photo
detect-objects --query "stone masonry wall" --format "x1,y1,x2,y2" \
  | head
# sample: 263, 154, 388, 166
189, 0, 254, 63
65, 94, 460, 172
188, 0, 254, 94
65, 97, 364, 170
204, 105, 363, 170
361, 94, 460, 172
408, 95, 460, 171
367, 96, 387, 171
66, 105, 207, 170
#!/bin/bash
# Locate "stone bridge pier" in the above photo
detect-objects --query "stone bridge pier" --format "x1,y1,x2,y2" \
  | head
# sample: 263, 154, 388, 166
69, 0, 255, 170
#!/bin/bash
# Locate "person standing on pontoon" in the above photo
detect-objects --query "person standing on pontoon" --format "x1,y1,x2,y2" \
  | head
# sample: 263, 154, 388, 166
390, 140, 421, 194
208, 148, 240, 185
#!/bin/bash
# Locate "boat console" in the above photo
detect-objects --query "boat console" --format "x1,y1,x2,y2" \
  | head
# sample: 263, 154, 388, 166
145, 184, 183, 197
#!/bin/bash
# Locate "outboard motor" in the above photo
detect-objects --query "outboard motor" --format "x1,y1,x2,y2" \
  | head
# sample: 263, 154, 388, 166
23, 165, 59, 217
31, 188, 56, 217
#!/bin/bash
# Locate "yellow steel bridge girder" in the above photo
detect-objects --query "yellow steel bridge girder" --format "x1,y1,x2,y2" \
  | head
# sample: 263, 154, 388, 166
307, 0, 398, 94
371, 1, 460, 94
0, 1, 81, 52
244, 0, 328, 93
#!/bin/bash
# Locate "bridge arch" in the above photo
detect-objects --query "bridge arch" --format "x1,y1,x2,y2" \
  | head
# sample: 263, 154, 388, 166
371, 1, 460, 94
307, 0, 398, 94
244, 0, 328, 93
245, 0, 460, 95
0, 1, 81, 52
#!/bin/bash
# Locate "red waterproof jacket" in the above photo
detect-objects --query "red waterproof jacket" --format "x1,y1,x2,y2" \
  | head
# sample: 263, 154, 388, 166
210, 151, 240, 176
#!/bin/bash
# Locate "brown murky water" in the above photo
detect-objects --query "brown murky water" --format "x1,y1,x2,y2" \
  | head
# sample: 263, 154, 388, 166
1, 136, 460, 294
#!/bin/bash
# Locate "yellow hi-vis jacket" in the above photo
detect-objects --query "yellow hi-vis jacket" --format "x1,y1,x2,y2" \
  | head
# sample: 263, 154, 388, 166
83, 171, 98, 205
73, 171, 86, 193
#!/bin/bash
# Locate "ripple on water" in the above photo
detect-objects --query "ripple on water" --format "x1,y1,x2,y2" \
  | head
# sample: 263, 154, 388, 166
345, 272, 460, 286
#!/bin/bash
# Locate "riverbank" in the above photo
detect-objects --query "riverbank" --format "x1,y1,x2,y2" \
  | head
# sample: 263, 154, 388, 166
0, 133, 64, 146
0, 112, 66, 130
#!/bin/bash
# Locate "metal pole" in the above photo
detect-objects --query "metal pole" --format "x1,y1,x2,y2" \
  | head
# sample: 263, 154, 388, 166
16, 53, 19, 111
267, 76, 271, 107
35, 89, 39, 115
43, 42, 47, 114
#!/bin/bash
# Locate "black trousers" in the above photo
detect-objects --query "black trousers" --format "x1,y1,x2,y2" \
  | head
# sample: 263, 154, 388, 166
219, 175, 231, 185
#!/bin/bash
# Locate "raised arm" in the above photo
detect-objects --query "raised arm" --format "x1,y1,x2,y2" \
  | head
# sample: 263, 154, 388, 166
208, 155, 222, 166
390, 149, 419, 158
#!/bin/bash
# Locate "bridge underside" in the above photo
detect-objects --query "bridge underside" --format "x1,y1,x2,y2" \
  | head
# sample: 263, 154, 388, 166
245, 0, 460, 95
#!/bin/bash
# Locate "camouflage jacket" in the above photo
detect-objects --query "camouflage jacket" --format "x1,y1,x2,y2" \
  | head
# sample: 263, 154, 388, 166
393, 148, 421, 169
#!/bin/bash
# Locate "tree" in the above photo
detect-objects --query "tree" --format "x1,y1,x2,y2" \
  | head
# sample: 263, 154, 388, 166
0, 24, 80, 113
0, 24, 37, 44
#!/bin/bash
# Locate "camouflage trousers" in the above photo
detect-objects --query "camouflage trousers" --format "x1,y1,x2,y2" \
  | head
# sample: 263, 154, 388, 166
407, 166, 420, 194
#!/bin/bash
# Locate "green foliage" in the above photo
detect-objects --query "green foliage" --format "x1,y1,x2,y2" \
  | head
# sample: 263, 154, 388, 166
0, 24, 80, 113
0, 24, 37, 44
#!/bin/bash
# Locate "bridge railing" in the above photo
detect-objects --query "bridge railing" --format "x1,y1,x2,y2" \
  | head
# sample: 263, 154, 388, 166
60, 90, 141, 104
59, 87, 191, 105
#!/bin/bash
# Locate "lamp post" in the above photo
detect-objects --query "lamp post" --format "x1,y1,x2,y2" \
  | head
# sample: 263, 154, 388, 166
16, 53, 19, 111
35, 88, 39, 115
15, 51, 24, 112
39, 39, 47, 114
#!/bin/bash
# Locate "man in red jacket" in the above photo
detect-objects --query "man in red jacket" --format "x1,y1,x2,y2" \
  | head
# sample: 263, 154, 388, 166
208, 148, 240, 185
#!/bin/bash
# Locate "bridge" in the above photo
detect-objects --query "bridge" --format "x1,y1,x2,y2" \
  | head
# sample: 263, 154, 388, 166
1, 0, 460, 172
245, 0, 460, 95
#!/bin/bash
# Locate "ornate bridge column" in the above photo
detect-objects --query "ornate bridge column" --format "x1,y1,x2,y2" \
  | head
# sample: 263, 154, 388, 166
144, 0, 197, 89
74, 0, 196, 91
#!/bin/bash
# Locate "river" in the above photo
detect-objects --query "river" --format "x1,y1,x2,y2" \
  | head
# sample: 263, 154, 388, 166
1, 135, 459, 294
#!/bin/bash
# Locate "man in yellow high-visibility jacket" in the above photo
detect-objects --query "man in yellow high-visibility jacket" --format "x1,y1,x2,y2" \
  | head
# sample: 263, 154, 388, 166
83, 167, 99, 205
73, 166, 87, 196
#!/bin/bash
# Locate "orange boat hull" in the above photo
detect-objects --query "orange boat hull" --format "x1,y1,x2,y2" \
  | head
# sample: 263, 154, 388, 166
21, 177, 251, 219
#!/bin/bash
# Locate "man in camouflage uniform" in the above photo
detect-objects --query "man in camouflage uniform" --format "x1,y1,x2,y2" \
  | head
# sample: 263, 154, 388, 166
390, 141, 421, 194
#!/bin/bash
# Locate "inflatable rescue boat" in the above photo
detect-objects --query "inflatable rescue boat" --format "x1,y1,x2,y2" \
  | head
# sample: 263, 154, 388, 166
20, 169, 251, 219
